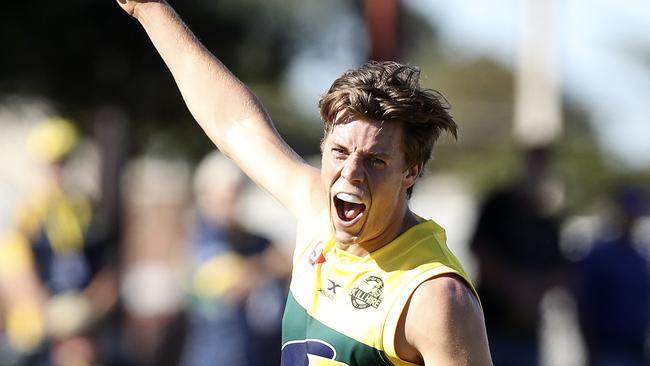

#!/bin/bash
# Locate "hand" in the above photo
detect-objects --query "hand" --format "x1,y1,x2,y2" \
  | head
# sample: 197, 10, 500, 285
115, 0, 163, 17
46, 291, 95, 339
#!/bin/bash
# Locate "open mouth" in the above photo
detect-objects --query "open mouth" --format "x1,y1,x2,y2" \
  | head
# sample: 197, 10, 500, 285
334, 193, 366, 222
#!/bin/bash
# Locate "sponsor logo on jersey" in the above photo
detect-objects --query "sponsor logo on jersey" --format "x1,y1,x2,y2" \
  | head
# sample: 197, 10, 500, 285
318, 279, 340, 300
281, 339, 349, 365
349, 275, 383, 309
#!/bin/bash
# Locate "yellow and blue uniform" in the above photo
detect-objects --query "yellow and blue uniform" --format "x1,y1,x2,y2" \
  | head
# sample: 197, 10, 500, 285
282, 217, 477, 366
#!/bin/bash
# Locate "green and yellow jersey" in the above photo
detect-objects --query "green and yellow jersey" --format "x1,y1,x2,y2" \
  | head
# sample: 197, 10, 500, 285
281, 217, 477, 366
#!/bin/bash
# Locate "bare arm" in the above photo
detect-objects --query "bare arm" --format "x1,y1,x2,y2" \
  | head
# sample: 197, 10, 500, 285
397, 275, 493, 365
116, 0, 321, 217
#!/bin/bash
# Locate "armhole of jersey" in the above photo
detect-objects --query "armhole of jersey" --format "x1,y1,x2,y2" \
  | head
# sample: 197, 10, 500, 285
380, 266, 467, 366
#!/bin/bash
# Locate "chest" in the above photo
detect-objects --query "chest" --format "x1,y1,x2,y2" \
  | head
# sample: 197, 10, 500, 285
282, 242, 401, 365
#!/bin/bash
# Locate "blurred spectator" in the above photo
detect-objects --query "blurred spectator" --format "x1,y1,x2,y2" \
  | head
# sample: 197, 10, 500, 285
0, 118, 119, 365
180, 151, 289, 366
574, 185, 650, 366
119, 157, 190, 366
470, 145, 567, 366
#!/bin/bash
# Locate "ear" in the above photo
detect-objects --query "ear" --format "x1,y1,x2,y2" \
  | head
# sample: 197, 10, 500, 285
403, 162, 423, 190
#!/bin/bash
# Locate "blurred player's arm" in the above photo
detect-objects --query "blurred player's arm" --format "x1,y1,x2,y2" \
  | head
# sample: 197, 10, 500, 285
398, 275, 493, 366
116, 0, 322, 218
0, 232, 47, 352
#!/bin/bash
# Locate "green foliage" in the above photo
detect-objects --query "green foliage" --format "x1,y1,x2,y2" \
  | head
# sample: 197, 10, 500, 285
1, 0, 646, 215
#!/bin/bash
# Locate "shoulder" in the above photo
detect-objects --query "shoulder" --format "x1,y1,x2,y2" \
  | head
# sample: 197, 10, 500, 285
401, 275, 492, 365
409, 275, 481, 331
296, 171, 328, 233
294, 206, 329, 254
417, 274, 474, 298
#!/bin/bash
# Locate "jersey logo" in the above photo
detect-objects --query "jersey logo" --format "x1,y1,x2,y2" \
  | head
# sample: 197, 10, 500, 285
281, 339, 349, 365
318, 279, 340, 300
308, 241, 326, 266
350, 275, 384, 309
327, 279, 341, 294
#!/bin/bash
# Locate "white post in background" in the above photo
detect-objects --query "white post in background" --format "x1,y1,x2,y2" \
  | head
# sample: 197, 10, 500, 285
516, 1, 585, 366
514, 0, 562, 147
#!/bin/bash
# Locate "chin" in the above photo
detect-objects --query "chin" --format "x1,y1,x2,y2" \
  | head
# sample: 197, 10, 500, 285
333, 230, 359, 245
330, 221, 362, 245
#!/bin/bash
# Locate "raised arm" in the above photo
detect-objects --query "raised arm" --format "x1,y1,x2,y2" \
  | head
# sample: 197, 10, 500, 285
116, 0, 321, 217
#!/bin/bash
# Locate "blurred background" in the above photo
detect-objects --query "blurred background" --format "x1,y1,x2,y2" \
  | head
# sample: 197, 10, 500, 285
0, 0, 649, 365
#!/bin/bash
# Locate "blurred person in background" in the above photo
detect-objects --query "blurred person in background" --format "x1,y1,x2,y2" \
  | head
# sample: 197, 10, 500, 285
181, 150, 289, 366
115, 1, 492, 365
574, 184, 650, 366
0, 118, 119, 366
119, 156, 190, 366
470, 145, 567, 366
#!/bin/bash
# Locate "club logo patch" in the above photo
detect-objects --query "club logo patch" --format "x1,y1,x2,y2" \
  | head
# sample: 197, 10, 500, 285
308, 241, 326, 266
349, 276, 384, 309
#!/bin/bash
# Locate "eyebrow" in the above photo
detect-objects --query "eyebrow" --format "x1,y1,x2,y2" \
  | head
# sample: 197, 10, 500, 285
366, 150, 391, 159
330, 141, 392, 159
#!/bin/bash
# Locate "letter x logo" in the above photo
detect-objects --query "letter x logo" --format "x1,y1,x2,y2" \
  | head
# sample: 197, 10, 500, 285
327, 279, 341, 294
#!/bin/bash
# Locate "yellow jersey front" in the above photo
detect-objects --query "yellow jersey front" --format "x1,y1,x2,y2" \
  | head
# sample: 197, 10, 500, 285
281, 218, 477, 366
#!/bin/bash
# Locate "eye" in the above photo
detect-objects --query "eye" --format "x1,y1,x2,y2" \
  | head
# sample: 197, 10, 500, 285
367, 157, 386, 168
331, 147, 347, 159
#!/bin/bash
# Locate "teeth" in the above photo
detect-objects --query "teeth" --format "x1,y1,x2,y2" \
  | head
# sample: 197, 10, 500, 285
336, 193, 363, 204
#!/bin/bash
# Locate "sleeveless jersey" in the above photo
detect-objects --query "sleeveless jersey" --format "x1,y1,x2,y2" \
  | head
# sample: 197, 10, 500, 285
281, 218, 478, 366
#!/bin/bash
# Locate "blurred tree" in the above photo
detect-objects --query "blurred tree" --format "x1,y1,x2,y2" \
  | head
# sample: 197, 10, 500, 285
0, 0, 302, 160
1, 0, 642, 214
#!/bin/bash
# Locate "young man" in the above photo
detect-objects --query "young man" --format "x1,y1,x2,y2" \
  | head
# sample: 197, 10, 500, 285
116, 1, 492, 365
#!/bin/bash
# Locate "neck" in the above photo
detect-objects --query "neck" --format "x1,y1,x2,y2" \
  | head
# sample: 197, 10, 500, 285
336, 209, 419, 257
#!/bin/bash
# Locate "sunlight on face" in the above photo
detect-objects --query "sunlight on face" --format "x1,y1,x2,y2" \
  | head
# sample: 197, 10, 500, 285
320, 117, 418, 250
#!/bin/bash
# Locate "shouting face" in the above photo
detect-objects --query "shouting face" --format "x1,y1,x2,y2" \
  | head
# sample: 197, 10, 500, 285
320, 116, 420, 251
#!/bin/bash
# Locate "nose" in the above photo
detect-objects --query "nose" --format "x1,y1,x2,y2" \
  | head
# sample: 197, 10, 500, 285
341, 154, 365, 184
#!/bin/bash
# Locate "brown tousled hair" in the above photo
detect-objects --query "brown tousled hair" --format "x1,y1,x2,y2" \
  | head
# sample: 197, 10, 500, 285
319, 60, 458, 198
